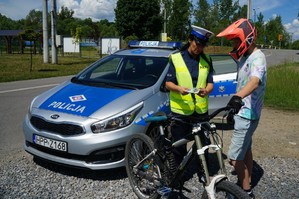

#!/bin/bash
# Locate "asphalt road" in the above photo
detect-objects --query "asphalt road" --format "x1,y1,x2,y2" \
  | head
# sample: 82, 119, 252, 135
0, 49, 298, 157
0, 76, 72, 156
262, 48, 299, 66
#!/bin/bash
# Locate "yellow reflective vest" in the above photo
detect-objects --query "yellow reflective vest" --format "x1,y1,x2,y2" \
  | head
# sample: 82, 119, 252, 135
169, 53, 210, 115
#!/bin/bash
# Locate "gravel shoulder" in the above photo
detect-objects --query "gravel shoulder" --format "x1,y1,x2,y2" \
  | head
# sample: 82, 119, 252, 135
221, 107, 299, 159
1, 107, 299, 199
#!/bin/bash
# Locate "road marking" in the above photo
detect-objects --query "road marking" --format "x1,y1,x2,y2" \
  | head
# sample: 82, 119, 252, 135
0, 84, 58, 94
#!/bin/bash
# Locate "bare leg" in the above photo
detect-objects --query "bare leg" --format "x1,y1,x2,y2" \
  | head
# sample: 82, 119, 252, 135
244, 150, 253, 185
230, 159, 251, 190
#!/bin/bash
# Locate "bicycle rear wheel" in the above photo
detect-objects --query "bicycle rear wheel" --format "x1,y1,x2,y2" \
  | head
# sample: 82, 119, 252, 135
201, 180, 250, 199
125, 133, 162, 199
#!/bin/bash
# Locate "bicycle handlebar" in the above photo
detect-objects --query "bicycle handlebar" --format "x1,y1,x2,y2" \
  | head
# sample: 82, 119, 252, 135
171, 106, 232, 124
207, 106, 232, 121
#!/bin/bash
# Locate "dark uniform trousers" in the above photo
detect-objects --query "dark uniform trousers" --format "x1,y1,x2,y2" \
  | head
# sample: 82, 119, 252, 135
170, 111, 211, 182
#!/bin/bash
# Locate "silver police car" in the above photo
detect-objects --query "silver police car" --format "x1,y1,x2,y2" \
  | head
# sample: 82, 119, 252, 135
23, 41, 237, 170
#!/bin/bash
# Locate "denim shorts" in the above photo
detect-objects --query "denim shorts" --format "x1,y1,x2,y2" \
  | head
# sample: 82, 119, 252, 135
228, 115, 259, 160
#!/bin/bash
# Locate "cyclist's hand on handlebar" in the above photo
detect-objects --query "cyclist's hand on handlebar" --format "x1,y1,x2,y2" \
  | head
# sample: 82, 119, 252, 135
227, 95, 243, 114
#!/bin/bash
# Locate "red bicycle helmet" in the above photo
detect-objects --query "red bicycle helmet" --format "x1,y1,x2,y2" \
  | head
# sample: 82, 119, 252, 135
217, 18, 257, 60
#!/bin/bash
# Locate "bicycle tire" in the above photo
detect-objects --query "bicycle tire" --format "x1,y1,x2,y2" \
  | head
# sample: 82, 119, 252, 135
201, 180, 251, 199
125, 133, 162, 199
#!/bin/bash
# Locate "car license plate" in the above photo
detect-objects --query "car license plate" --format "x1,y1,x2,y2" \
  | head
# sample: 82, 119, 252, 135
33, 134, 67, 152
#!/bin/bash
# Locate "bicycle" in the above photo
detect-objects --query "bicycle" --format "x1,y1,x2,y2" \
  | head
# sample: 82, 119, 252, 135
125, 106, 250, 199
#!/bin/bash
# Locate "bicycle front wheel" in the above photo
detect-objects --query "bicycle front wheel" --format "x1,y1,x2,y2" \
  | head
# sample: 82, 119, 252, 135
125, 133, 162, 199
201, 180, 250, 199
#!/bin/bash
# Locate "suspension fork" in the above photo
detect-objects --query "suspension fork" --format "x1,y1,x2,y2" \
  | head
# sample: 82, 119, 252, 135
209, 132, 226, 174
194, 134, 211, 185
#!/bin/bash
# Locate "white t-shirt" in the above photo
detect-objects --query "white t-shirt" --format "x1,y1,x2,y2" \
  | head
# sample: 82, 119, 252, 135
237, 49, 267, 120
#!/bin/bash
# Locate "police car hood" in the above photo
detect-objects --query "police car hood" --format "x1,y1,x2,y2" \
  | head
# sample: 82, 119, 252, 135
37, 82, 154, 119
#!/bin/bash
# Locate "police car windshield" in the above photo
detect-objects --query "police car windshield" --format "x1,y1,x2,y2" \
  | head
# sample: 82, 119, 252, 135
73, 55, 169, 89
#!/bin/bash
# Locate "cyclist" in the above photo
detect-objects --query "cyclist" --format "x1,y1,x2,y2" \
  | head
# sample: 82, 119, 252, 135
165, 25, 214, 185
217, 18, 267, 199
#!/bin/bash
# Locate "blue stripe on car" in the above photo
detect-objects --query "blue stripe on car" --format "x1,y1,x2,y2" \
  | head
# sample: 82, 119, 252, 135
209, 80, 236, 97
135, 79, 236, 126
39, 83, 131, 117
135, 100, 171, 126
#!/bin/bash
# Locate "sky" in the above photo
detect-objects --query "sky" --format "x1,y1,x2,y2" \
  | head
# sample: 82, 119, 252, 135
0, 0, 298, 41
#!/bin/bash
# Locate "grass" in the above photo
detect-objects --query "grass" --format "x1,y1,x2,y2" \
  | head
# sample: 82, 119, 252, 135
0, 52, 99, 82
205, 46, 232, 54
0, 46, 229, 83
0, 48, 298, 111
264, 62, 299, 111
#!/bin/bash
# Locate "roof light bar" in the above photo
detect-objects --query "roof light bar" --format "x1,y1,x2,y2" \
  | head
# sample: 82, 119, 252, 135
128, 40, 182, 49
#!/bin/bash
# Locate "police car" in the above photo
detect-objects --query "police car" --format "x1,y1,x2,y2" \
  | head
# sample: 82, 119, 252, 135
23, 41, 237, 170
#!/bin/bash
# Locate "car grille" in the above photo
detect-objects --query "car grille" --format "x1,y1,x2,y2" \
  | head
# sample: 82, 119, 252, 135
26, 141, 125, 165
30, 116, 84, 136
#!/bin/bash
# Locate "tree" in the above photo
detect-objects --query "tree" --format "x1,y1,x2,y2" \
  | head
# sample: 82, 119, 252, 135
232, 4, 247, 21
208, 0, 221, 37
265, 16, 290, 48
24, 10, 43, 30
193, 0, 211, 28
19, 29, 41, 70
167, 0, 192, 41
57, 7, 77, 36
254, 12, 265, 45
18, 29, 41, 53
97, 20, 118, 38
58, 6, 74, 20
0, 13, 19, 29
291, 39, 299, 50
115, 0, 163, 40
218, 0, 238, 28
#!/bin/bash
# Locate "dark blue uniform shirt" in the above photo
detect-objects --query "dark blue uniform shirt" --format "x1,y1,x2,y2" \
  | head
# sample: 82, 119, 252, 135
166, 49, 213, 87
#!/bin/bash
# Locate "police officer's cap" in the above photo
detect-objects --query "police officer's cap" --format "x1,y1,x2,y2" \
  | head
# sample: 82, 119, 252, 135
191, 25, 214, 46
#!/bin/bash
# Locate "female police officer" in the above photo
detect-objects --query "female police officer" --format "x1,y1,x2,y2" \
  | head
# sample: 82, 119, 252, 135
165, 25, 214, 184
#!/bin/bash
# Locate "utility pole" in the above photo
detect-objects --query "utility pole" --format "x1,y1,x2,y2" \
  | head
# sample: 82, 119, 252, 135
51, 0, 58, 64
42, 0, 49, 63
164, 7, 166, 33
161, 3, 167, 41
247, 0, 252, 20
253, 8, 259, 23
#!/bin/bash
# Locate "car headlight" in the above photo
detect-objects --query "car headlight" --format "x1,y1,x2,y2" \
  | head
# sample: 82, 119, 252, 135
91, 102, 143, 133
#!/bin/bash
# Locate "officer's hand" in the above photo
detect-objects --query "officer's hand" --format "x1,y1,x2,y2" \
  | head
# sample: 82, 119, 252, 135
227, 95, 243, 114
198, 88, 207, 97
179, 86, 189, 95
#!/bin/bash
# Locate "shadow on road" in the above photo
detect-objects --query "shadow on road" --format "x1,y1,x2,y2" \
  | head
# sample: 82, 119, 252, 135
251, 160, 264, 188
33, 156, 127, 181
230, 159, 264, 189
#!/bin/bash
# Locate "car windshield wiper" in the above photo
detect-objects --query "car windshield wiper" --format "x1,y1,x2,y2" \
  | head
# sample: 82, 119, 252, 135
102, 81, 139, 90
71, 77, 95, 86
72, 77, 139, 90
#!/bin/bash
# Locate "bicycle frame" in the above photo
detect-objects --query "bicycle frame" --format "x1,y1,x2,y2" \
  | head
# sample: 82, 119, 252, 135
141, 107, 232, 198
168, 121, 228, 194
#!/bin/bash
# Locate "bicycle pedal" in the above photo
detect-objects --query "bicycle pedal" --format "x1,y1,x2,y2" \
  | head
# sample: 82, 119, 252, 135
157, 186, 172, 196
